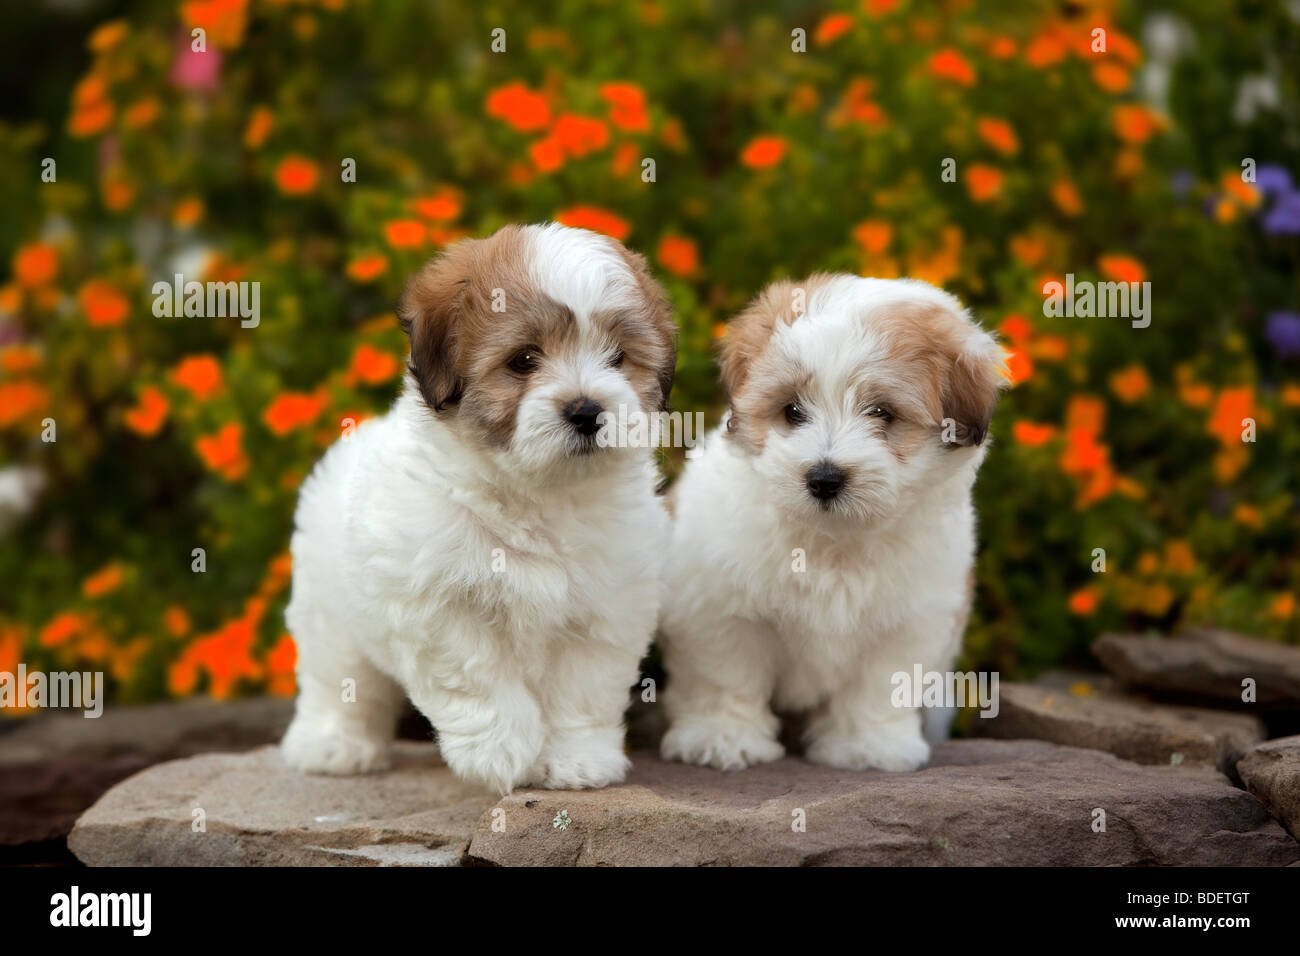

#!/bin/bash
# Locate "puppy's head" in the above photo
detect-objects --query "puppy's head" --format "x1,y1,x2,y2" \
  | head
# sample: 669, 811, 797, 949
399, 223, 676, 476
720, 275, 1005, 523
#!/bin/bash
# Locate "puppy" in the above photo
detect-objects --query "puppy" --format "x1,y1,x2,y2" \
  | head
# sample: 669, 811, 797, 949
281, 223, 676, 794
659, 275, 1003, 772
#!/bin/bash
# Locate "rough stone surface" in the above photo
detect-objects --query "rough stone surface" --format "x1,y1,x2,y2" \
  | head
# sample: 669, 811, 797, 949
0, 697, 293, 764
69, 743, 490, 866
1237, 735, 1300, 842
70, 737, 1299, 866
0, 697, 294, 854
972, 679, 1265, 771
1094, 629, 1300, 709
469, 741, 1298, 866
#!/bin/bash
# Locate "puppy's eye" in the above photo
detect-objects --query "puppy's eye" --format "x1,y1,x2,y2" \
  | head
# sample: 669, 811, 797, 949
507, 349, 541, 374
784, 402, 808, 426
609, 349, 625, 369
864, 405, 894, 423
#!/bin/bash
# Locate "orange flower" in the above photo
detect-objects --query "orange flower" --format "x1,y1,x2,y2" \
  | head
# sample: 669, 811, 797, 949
83, 563, 125, 599
274, 155, 319, 195
1025, 29, 1068, 68
1271, 593, 1295, 621
195, 423, 249, 480
550, 113, 610, 157
1092, 62, 1131, 93
1068, 587, 1099, 615
1002, 347, 1033, 385
173, 197, 205, 229
88, 19, 129, 52
998, 314, 1033, 345
530, 136, 566, 173
1109, 365, 1150, 404
384, 219, 426, 249
976, 117, 1018, 155
0, 345, 40, 374
486, 82, 551, 132
243, 106, 274, 149
600, 83, 650, 132
163, 605, 191, 638
1233, 503, 1263, 529
1051, 179, 1083, 216
180, 0, 248, 48
40, 612, 86, 648
1208, 386, 1256, 447
101, 172, 135, 211
815, 13, 855, 45
1065, 394, 1106, 434
0, 381, 51, 427
1112, 104, 1162, 144
1012, 421, 1057, 446
346, 344, 402, 386
988, 35, 1017, 59
1009, 232, 1047, 267
852, 219, 893, 256
656, 236, 699, 278
171, 355, 224, 401
68, 75, 114, 138
1098, 255, 1146, 284
966, 164, 1003, 202
928, 48, 975, 86
1164, 540, 1197, 576
123, 97, 161, 129
1221, 172, 1260, 209
833, 78, 886, 128
264, 391, 328, 436
413, 188, 462, 221
266, 634, 297, 697
740, 135, 788, 169
555, 205, 631, 241
13, 243, 58, 288
123, 386, 170, 436
1281, 384, 1300, 407
346, 254, 389, 283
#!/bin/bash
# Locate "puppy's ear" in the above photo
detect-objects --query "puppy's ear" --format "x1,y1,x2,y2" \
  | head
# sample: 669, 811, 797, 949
942, 329, 1007, 447
613, 242, 677, 410
398, 247, 471, 412
719, 280, 791, 399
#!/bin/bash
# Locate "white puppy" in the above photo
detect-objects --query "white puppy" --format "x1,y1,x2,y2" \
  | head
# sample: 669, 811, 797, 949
659, 275, 1004, 773
281, 223, 676, 794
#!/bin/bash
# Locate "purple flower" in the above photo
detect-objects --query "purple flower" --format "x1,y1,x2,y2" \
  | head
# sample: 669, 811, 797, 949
1266, 311, 1300, 358
1262, 191, 1300, 235
1170, 169, 1195, 197
1255, 164, 1294, 198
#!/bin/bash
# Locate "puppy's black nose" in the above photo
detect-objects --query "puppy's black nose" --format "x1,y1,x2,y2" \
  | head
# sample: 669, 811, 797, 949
805, 462, 846, 500
563, 397, 604, 437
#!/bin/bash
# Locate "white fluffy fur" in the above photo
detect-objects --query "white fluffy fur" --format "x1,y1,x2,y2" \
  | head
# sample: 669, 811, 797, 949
281, 226, 667, 794
659, 276, 999, 773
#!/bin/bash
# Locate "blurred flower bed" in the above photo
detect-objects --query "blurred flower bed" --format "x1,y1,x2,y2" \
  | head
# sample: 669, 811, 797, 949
0, 0, 1296, 710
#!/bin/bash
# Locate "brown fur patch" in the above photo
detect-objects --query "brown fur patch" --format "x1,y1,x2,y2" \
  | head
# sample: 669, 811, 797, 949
608, 240, 678, 411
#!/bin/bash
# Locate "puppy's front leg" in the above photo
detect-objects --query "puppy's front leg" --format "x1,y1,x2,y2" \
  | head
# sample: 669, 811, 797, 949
660, 616, 785, 771
525, 633, 642, 790
803, 633, 937, 772
403, 619, 545, 796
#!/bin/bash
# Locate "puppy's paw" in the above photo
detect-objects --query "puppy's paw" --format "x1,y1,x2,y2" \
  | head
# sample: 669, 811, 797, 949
660, 716, 785, 771
527, 729, 630, 790
437, 726, 543, 796
805, 720, 931, 772
281, 724, 391, 775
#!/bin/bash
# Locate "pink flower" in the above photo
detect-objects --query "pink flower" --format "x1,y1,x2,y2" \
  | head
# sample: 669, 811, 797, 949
171, 32, 222, 92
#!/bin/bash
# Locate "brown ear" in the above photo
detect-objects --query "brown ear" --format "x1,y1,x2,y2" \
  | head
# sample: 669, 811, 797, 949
612, 241, 677, 410
398, 246, 472, 412
942, 332, 1006, 447
718, 280, 789, 399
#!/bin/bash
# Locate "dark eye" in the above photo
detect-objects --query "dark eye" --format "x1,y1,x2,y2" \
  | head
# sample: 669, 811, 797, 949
865, 405, 894, 423
784, 402, 808, 426
609, 349, 625, 368
507, 348, 541, 374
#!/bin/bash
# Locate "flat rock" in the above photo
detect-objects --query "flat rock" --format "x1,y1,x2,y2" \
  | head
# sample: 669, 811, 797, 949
470, 740, 1297, 866
1094, 629, 1300, 709
69, 743, 490, 866
1237, 735, 1300, 841
0, 697, 293, 764
972, 679, 1265, 771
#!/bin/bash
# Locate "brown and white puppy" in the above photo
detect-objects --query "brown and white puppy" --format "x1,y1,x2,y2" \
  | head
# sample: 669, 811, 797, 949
659, 275, 1004, 772
282, 223, 676, 794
